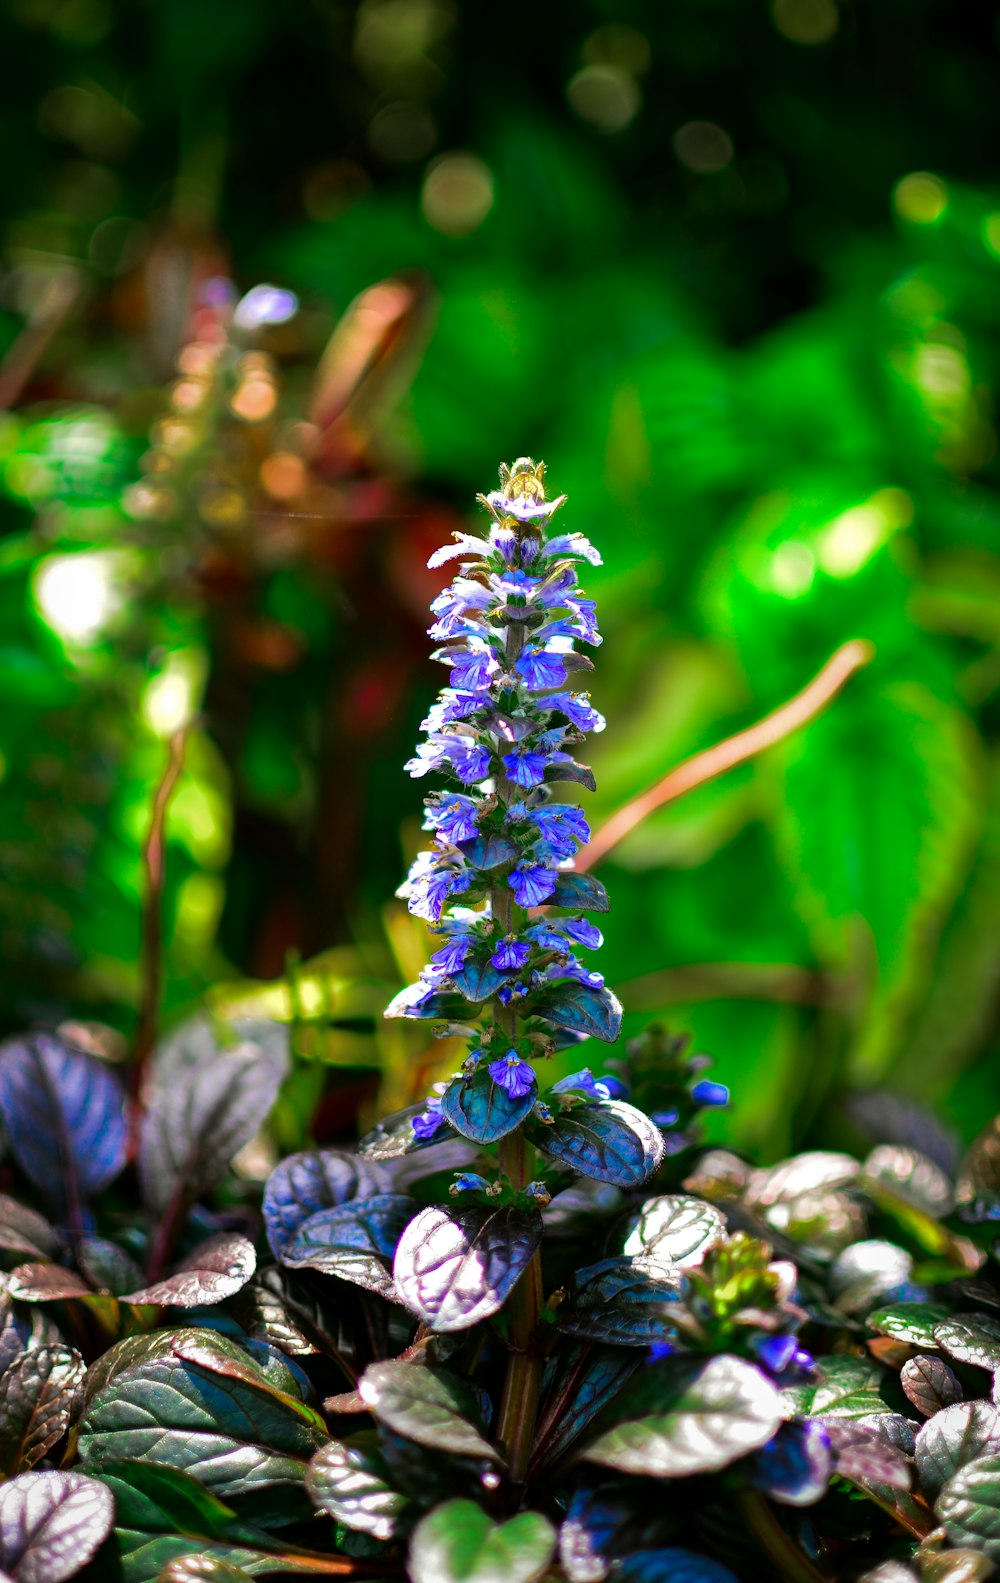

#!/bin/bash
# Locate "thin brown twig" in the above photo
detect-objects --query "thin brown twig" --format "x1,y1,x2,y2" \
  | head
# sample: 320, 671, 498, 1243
578, 638, 875, 872
0, 271, 80, 411
128, 727, 187, 1162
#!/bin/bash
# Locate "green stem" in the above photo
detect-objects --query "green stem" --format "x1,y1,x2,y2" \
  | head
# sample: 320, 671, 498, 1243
735, 1490, 830, 1583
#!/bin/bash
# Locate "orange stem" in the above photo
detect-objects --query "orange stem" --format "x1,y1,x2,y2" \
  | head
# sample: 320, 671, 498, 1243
579, 638, 874, 872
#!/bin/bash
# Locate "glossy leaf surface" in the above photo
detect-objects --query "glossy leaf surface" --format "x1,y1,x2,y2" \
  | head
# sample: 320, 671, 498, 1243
531, 1101, 664, 1187
139, 1019, 288, 1216
358, 1359, 500, 1462
622, 1195, 727, 1273
583, 1354, 782, 1477
0, 1470, 114, 1583
393, 1204, 542, 1332
408, 1499, 556, 1583
915, 1402, 1000, 1504
0, 1344, 86, 1475
0, 1033, 126, 1211
306, 1432, 409, 1540
279, 1194, 412, 1299
534, 982, 622, 1043
262, 1148, 390, 1260
121, 1234, 257, 1309
440, 1065, 536, 1144
557, 1258, 681, 1346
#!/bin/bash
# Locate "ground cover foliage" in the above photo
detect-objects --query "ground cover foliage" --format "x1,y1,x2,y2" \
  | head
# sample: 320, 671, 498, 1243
2, 464, 1000, 1581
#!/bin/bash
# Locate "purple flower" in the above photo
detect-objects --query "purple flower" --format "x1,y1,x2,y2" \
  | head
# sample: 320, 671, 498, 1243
509, 864, 557, 907
402, 852, 473, 922
491, 935, 531, 972
566, 596, 601, 645
545, 531, 602, 565
488, 1051, 536, 1098
412, 1112, 445, 1140
450, 742, 493, 784
491, 524, 517, 560
528, 803, 590, 860
481, 490, 567, 523
647, 1339, 676, 1364
691, 1079, 729, 1108
520, 535, 540, 566
515, 649, 567, 691
430, 936, 474, 975
563, 917, 603, 950
549, 692, 606, 733
502, 749, 549, 789
421, 692, 485, 731
452, 1172, 491, 1193
447, 647, 498, 692
427, 533, 491, 568
429, 795, 480, 844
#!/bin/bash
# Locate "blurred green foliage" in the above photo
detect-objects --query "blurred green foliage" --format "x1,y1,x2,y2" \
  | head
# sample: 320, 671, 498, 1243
1, 0, 999, 1159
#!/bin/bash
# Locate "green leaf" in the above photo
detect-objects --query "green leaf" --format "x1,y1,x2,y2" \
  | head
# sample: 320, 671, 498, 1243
306, 1432, 409, 1540
784, 1354, 890, 1419
582, 1354, 782, 1477
770, 680, 984, 1080
408, 1500, 556, 1583
867, 1302, 953, 1348
916, 1402, 1000, 1504
157, 1560, 256, 1582
0, 1470, 114, 1583
621, 1194, 727, 1272
357, 1360, 501, 1463
934, 1315, 1000, 1372
78, 1328, 326, 1500
936, 1453, 1000, 1560
0, 1344, 86, 1475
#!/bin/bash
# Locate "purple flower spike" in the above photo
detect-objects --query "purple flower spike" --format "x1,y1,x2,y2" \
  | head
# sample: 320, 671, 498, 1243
501, 749, 549, 789
488, 1052, 536, 1099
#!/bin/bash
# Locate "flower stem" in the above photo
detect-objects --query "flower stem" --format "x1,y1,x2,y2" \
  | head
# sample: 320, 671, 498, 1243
496, 1122, 543, 1482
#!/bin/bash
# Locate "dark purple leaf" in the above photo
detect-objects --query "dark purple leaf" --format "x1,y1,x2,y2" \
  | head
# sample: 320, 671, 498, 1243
0, 1470, 113, 1583
262, 1148, 390, 1260
934, 1453, 1000, 1557
280, 1195, 413, 1300
0, 1344, 86, 1475
0, 1294, 34, 1378
532, 1345, 641, 1474
544, 760, 596, 791
393, 1204, 542, 1332
7, 1266, 93, 1302
548, 872, 609, 913
120, 1233, 257, 1309
530, 1101, 665, 1187
617, 1552, 740, 1583
0, 1198, 59, 1262
439, 1065, 536, 1144
901, 1355, 964, 1418
0, 1033, 127, 1211
139, 1018, 288, 1216
358, 1104, 457, 1160
450, 957, 509, 1003
557, 1258, 681, 1347
824, 1419, 913, 1491
535, 983, 622, 1043
457, 833, 520, 869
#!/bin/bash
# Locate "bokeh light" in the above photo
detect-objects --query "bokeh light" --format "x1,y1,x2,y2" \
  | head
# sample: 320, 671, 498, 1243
33, 551, 121, 643
420, 152, 493, 236
566, 65, 641, 134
